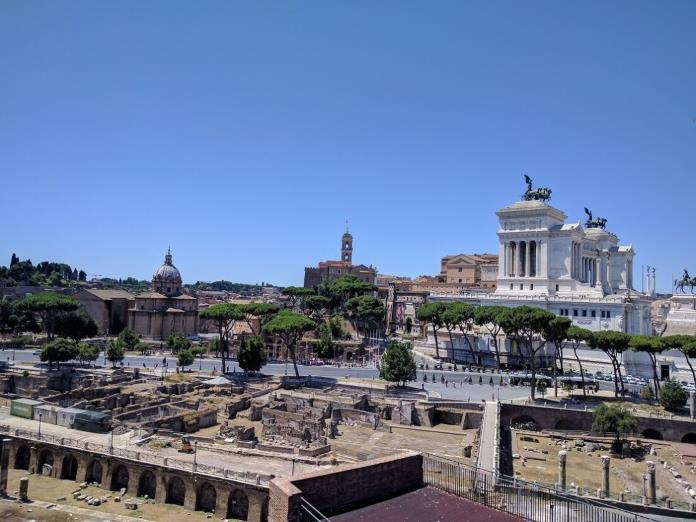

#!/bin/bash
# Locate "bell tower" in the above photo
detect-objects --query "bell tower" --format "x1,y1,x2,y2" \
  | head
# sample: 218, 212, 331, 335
341, 223, 353, 264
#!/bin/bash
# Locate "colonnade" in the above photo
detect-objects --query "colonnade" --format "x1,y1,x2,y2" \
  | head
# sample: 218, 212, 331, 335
570, 242, 599, 286
504, 240, 540, 278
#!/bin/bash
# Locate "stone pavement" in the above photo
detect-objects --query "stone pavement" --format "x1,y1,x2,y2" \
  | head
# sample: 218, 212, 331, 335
477, 400, 499, 473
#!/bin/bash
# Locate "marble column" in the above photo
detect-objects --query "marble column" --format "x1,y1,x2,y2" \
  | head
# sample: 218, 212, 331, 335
601, 456, 610, 498
690, 392, 695, 421
525, 242, 531, 278
558, 450, 567, 490
646, 461, 656, 504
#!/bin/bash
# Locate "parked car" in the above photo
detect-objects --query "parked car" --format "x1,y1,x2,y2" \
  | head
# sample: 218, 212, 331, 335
32, 349, 42, 356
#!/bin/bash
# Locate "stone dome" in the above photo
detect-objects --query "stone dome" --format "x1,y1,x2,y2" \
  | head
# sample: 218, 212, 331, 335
152, 248, 182, 296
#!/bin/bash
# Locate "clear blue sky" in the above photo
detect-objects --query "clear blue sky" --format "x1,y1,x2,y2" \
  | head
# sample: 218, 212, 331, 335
2, 1, 695, 291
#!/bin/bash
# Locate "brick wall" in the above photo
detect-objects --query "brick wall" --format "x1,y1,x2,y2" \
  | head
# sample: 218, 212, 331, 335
268, 452, 423, 521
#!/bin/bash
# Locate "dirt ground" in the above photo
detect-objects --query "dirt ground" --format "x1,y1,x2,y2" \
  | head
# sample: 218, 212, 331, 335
0, 469, 236, 521
511, 430, 696, 504
330, 422, 476, 463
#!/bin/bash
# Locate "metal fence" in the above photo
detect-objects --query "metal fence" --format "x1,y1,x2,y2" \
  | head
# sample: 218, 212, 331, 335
423, 453, 658, 522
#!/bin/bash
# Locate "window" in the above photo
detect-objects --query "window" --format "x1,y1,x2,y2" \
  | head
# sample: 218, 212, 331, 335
519, 284, 523, 290
555, 284, 559, 291
591, 310, 596, 318
573, 309, 578, 317
510, 283, 513, 290
458, 267, 462, 272
606, 311, 611, 318
582, 310, 587, 317
530, 284, 534, 290
600, 311, 605, 318
458, 279, 462, 283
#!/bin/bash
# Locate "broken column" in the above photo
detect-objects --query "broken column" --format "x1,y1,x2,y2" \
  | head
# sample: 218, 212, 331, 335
0, 438, 9, 495
646, 461, 656, 504
18, 477, 28, 502
601, 456, 610, 498
558, 450, 567, 490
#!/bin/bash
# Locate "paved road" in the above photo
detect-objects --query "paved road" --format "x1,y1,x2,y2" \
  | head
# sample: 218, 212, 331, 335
2, 349, 532, 402
0, 349, 651, 402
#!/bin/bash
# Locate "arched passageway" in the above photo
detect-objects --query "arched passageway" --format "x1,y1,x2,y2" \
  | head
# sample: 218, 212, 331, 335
14, 446, 30, 470
227, 489, 249, 520
138, 470, 156, 498
110, 464, 129, 492
682, 433, 696, 444
37, 449, 54, 474
511, 415, 540, 431
196, 481, 216, 512
641, 429, 663, 441
86, 460, 103, 484
60, 454, 78, 480
166, 476, 186, 506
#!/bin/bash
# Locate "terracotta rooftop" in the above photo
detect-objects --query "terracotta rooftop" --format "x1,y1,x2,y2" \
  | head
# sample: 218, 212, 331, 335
332, 487, 524, 522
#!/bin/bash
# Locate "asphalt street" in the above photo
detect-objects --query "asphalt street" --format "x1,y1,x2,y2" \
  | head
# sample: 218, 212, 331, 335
0, 348, 651, 402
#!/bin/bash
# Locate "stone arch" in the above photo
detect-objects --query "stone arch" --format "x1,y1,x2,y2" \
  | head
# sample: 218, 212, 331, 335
641, 428, 663, 441
554, 419, 576, 430
60, 454, 78, 480
37, 448, 54, 474
166, 476, 186, 505
110, 464, 129, 492
138, 469, 156, 499
511, 415, 540, 431
195, 481, 216, 512
14, 445, 30, 470
86, 460, 103, 484
227, 489, 249, 520
682, 433, 696, 444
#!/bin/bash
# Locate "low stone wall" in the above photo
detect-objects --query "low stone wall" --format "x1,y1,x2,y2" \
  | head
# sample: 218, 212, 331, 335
297, 445, 331, 457
256, 443, 295, 455
269, 452, 423, 522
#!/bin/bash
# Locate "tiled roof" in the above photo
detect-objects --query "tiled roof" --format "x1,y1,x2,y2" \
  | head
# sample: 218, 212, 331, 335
83, 289, 135, 300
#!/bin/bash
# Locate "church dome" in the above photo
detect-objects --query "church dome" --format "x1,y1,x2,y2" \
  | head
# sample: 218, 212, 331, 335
152, 248, 182, 296
153, 262, 181, 282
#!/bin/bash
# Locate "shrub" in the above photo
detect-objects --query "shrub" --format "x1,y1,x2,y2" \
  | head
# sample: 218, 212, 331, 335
659, 380, 687, 411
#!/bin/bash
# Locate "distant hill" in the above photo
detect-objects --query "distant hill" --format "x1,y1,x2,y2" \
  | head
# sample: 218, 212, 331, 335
0, 253, 86, 288
187, 280, 281, 296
